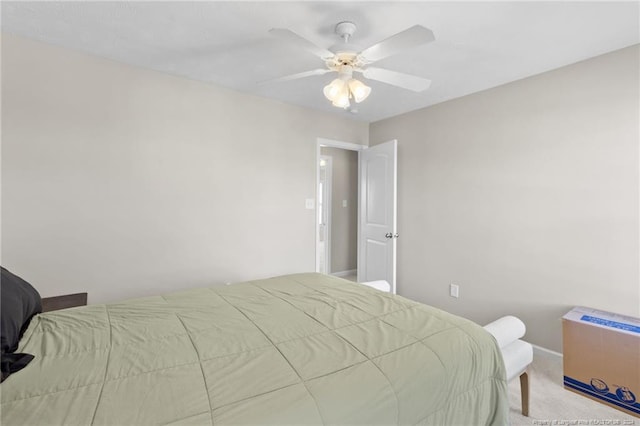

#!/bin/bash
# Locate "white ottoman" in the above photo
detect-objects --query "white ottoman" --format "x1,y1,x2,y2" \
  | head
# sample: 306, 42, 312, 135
484, 316, 534, 416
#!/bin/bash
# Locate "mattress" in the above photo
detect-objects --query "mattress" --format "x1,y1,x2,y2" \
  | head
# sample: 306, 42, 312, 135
1, 273, 508, 425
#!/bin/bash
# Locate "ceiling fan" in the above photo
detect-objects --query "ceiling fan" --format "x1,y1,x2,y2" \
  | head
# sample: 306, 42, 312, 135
266, 22, 435, 109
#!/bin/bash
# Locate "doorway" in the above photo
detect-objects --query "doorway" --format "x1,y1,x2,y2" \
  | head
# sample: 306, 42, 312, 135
315, 139, 365, 282
315, 138, 398, 293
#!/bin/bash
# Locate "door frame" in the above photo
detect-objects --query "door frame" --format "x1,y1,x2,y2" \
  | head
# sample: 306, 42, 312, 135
315, 138, 366, 274
318, 155, 333, 274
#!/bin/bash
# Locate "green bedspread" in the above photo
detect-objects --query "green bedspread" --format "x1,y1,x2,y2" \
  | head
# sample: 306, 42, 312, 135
1, 273, 508, 425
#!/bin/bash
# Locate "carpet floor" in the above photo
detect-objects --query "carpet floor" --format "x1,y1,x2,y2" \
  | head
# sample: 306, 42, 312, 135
508, 348, 637, 425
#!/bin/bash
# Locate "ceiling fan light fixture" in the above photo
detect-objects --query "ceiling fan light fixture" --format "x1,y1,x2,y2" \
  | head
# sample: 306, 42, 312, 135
324, 75, 369, 109
331, 83, 351, 108
323, 78, 344, 101
348, 79, 371, 103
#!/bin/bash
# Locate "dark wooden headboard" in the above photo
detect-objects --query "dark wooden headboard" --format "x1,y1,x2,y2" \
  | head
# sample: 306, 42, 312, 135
41, 293, 88, 312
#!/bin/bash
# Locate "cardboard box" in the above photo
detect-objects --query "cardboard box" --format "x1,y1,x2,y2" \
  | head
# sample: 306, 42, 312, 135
563, 306, 640, 418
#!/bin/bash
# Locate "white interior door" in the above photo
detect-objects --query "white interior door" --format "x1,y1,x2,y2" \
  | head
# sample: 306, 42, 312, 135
358, 140, 397, 293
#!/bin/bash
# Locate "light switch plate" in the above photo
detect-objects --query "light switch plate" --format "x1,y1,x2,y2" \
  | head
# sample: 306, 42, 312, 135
450, 284, 459, 298
305, 199, 315, 209
342, 200, 348, 207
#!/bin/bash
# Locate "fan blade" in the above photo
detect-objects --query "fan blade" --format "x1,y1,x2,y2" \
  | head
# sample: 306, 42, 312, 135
260, 68, 333, 85
269, 28, 335, 60
359, 25, 435, 63
362, 67, 431, 92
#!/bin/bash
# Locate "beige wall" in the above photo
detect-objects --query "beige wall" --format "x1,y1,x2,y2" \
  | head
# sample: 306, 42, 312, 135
320, 147, 358, 273
370, 45, 640, 352
1, 34, 368, 303
2, 32, 638, 353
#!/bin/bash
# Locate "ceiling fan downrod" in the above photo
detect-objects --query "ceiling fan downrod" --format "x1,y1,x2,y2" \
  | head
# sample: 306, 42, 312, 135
335, 21, 357, 44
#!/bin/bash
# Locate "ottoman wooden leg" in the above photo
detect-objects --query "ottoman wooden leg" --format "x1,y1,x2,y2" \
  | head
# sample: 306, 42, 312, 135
519, 370, 530, 416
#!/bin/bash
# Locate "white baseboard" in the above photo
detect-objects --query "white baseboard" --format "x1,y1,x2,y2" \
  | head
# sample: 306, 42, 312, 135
332, 269, 356, 278
532, 343, 563, 359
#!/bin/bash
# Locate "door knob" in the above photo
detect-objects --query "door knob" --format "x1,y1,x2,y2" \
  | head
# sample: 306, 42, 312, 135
385, 233, 393, 239
394, 233, 399, 238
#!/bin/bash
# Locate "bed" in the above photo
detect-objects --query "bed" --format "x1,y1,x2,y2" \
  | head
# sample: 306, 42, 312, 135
1, 272, 509, 425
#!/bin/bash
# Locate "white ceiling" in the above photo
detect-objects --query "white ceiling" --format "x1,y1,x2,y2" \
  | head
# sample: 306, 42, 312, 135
2, 1, 639, 122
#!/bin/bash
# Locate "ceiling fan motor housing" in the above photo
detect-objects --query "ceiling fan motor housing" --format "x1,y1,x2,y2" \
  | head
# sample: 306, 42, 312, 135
326, 52, 361, 70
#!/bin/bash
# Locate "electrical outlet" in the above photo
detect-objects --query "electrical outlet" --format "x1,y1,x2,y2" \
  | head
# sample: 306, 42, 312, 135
450, 284, 459, 298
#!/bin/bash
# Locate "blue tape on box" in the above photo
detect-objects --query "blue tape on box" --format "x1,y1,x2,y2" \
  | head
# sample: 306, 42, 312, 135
580, 315, 640, 334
